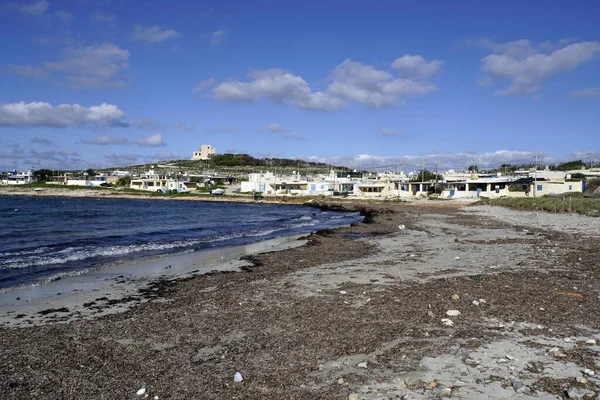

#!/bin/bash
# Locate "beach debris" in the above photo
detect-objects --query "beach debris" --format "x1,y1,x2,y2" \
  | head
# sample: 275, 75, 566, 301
357, 361, 368, 369
479, 298, 486, 304
505, 354, 515, 360
339, 290, 347, 295
454, 256, 461, 260
576, 377, 589, 384
451, 294, 460, 301
583, 368, 595, 376
585, 339, 597, 345
441, 318, 454, 326
564, 337, 572, 343
398, 224, 406, 231
337, 378, 345, 384
136, 387, 146, 396
234, 372, 244, 382
468, 275, 483, 281
446, 310, 461, 317
556, 292, 582, 297
472, 300, 480, 306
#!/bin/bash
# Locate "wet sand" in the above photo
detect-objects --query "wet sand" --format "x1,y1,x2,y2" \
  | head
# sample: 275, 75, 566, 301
1, 201, 600, 399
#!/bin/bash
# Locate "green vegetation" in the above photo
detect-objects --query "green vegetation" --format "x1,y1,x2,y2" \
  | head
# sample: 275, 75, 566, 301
478, 196, 600, 217
410, 169, 443, 182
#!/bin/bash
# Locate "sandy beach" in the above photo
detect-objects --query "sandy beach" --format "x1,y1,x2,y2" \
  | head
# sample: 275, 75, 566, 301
1, 197, 600, 399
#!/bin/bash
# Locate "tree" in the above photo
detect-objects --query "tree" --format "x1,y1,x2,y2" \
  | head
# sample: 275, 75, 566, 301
467, 165, 478, 172
410, 169, 442, 182
117, 176, 132, 187
557, 160, 584, 171
85, 168, 97, 177
32, 169, 53, 182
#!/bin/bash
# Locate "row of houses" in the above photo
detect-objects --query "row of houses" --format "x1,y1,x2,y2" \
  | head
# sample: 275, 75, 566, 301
2, 166, 597, 199
240, 169, 592, 199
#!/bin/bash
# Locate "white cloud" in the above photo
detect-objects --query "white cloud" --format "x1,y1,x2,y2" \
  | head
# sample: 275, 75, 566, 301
31, 137, 57, 146
379, 128, 405, 137
2, 65, 47, 79
12, 0, 49, 15
133, 118, 160, 129
300, 150, 542, 171
91, 9, 116, 25
81, 135, 129, 145
569, 87, 600, 98
192, 78, 216, 94
55, 10, 72, 25
43, 43, 129, 89
0, 102, 127, 127
208, 56, 441, 110
57, 149, 78, 156
210, 29, 228, 45
136, 132, 166, 147
479, 40, 600, 96
328, 59, 437, 108
391, 55, 443, 79
131, 25, 181, 43
265, 122, 286, 133
174, 121, 194, 131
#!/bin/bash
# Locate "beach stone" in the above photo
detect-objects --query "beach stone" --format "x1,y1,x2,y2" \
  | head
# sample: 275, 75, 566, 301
472, 300, 480, 306
451, 294, 460, 301
339, 291, 347, 295
583, 368, 595, 376
586, 339, 597, 345
234, 372, 244, 382
348, 394, 359, 400
357, 361, 368, 368
338, 378, 344, 385
566, 387, 594, 399
441, 318, 454, 326
136, 387, 146, 396
446, 310, 461, 316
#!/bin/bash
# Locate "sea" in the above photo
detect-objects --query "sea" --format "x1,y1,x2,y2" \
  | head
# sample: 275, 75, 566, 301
0, 196, 362, 290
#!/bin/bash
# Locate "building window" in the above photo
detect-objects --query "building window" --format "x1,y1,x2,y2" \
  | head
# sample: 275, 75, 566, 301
537, 185, 542, 191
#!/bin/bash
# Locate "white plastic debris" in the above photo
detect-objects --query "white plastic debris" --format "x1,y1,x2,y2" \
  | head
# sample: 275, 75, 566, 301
339, 290, 347, 295
446, 310, 461, 317
586, 339, 597, 345
472, 300, 480, 306
478, 299, 486, 304
357, 362, 368, 368
505, 355, 515, 360
583, 368, 595, 376
441, 318, 454, 326
577, 377, 589, 384
234, 372, 244, 382
454, 256, 461, 260
564, 338, 572, 343
136, 388, 146, 396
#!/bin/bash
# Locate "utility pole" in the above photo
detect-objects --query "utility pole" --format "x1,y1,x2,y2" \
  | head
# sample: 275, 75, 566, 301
533, 152, 539, 197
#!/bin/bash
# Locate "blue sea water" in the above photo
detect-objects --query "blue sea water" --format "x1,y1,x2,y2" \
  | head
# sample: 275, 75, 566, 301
0, 196, 362, 290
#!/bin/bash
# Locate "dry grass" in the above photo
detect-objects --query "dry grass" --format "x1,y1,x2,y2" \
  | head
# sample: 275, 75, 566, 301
479, 196, 600, 216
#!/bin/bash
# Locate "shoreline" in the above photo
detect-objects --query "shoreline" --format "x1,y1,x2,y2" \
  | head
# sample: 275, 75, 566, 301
2, 201, 599, 399
0, 233, 311, 327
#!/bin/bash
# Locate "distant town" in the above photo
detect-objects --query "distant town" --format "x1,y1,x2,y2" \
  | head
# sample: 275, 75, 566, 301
2, 144, 599, 200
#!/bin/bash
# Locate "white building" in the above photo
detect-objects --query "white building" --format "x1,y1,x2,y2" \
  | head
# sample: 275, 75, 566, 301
192, 145, 216, 160
2, 170, 34, 185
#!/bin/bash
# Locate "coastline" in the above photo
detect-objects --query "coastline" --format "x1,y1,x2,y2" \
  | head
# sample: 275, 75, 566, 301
2, 200, 600, 399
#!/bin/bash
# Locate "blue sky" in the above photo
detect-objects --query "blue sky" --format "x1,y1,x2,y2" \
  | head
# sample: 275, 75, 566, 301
0, 0, 599, 172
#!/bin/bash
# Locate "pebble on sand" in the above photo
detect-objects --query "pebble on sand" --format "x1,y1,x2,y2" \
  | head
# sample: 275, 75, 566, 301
234, 372, 244, 382
446, 310, 461, 316
441, 318, 454, 326
136, 387, 146, 396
